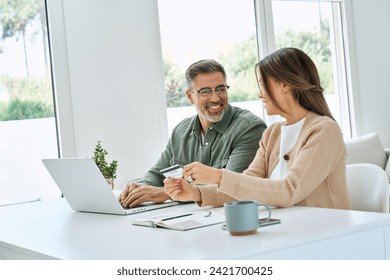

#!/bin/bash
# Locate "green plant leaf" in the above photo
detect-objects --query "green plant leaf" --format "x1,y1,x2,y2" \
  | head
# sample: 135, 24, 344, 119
92, 141, 118, 180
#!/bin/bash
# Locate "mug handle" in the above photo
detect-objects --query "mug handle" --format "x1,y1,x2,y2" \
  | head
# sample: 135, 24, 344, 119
257, 203, 271, 226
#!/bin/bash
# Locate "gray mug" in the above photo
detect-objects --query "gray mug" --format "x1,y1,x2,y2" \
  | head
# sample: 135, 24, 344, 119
223, 200, 271, 236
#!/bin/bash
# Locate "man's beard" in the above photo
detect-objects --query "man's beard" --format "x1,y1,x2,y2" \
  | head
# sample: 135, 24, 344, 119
200, 101, 226, 123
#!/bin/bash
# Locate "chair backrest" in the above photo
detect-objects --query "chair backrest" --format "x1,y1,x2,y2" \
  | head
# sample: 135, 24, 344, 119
346, 163, 389, 213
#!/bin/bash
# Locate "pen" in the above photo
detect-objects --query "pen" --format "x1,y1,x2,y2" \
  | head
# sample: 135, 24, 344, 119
162, 213, 193, 221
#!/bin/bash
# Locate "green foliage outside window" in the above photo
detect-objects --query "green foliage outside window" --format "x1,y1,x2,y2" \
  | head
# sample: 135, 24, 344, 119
164, 60, 190, 107
275, 19, 333, 95
0, 0, 334, 112
0, 0, 53, 121
0, 98, 53, 120
163, 19, 334, 107
218, 35, 259, 102
0, 75, 54, 121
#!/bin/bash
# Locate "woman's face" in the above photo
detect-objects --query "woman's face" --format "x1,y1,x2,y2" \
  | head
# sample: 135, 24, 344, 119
258, 78, 287, 116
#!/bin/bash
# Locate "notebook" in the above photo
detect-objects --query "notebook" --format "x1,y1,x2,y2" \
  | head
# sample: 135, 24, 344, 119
132, 208, 225, 231
42, 158, 178, 215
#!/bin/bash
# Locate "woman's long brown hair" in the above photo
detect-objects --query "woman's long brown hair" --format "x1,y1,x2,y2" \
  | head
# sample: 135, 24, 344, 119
255, 47, 335, 120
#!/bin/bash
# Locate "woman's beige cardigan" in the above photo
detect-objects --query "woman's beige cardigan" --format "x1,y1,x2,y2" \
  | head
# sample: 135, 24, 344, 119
198, 111, 352, 210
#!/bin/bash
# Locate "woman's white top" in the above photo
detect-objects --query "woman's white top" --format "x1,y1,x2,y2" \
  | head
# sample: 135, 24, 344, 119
270, 117, 305, 180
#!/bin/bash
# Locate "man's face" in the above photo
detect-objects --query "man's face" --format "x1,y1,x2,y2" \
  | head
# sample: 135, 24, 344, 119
186, 72, 228, 131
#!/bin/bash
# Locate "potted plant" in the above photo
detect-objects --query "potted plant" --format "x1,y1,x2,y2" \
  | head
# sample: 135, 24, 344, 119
92, 141, 118, 190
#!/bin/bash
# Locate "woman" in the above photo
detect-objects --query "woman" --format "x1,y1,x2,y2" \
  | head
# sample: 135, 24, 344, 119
164, 48, 351, 210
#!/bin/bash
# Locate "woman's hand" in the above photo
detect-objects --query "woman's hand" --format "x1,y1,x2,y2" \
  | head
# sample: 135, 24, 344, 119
163, 177, 201, 202
183, 162, 222, 185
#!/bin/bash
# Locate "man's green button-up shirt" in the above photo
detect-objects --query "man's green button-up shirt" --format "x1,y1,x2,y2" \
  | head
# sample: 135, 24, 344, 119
139, 104, 267, 186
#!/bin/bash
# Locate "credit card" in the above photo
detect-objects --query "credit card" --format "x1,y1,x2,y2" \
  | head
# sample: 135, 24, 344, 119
160, 164, 183, 179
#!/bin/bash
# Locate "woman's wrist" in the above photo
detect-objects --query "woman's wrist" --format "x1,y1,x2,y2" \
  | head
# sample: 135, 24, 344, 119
192, 186, 202, 203
216, 168, 223, 184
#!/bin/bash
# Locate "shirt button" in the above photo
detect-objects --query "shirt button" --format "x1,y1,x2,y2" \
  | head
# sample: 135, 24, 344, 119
283, 155, 289, 160
205, 142, 209, 146
209, 127, 213, 130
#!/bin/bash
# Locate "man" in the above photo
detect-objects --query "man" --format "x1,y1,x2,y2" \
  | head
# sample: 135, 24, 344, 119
119, 59, 267, 207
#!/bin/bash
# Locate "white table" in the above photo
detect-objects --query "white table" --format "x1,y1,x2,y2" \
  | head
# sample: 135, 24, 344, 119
1, 198, 390, 260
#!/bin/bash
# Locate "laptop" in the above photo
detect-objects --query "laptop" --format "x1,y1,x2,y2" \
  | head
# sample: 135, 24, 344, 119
42, 158, 178, 215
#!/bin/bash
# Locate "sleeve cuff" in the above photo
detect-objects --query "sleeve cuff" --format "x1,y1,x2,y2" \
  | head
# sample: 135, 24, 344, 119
197, 180, 238, 207
218, 169, 242, 198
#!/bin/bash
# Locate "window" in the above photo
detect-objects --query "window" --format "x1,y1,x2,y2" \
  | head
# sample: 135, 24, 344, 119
158, 0, 351, 137
263, 0, 351, 135
0, 0, 60, 206
158, 0, 264, 134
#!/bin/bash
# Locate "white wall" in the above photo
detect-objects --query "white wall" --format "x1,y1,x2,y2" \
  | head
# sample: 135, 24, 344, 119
345, 0, 390, 146
47, 0, 169, 187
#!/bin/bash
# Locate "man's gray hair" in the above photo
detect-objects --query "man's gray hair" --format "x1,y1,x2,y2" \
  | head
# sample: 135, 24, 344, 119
185, 59, 227, 88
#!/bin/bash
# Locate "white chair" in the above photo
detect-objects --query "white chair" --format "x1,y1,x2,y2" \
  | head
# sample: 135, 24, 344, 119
346, 163, 389, 213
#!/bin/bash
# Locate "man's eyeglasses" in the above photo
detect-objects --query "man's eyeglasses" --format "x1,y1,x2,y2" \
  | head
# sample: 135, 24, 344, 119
191, 85, 230, 97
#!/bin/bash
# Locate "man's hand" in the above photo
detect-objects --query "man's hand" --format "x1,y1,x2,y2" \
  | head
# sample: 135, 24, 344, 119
182, 162, 222, 185
163, 177, 201, 202
118, 182, 170, 208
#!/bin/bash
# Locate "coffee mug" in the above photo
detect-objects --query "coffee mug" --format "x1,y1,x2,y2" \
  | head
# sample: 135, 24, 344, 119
223, 200, 271, 236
